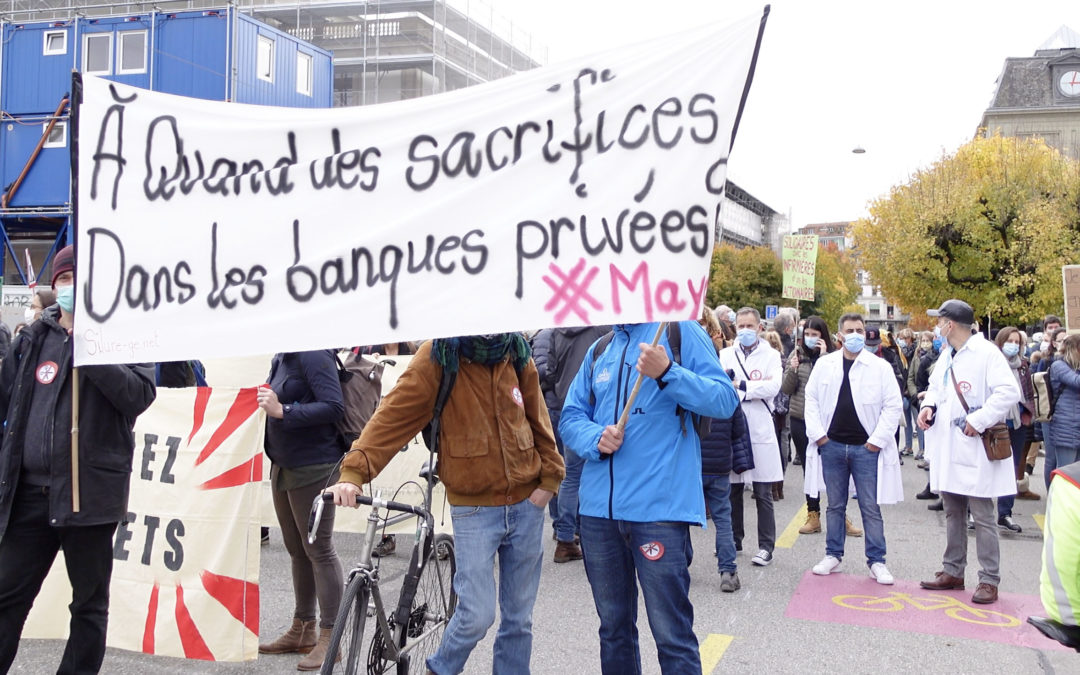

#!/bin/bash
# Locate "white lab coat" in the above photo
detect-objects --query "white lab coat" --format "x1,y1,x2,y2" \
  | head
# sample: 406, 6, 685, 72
719, 341, 783, 483
803, 349, 905, 504
922, 334, 1021, 498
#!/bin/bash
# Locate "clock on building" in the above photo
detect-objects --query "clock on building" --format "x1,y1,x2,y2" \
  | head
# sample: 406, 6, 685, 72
1059, 70, 1080, 97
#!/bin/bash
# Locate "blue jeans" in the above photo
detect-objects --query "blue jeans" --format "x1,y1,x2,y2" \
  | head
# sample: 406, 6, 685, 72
546, 408, 584, 542
997, 425, 1027, 518
427, 499, 544, 675
901, 398, 911, 448
1052, 444, 1080, 484
580, 516, 701, 675
902, 398, 923, 450
820, 441, 886, 566
702, 475, 736, 573
1043, 422, 1056, 489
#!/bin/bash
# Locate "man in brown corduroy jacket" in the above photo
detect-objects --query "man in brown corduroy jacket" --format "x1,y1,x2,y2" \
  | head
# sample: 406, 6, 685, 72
328, 333, 564, 674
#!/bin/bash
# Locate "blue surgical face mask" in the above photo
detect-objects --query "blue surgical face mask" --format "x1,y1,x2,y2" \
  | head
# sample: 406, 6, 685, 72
737, 328, 758, 348
803, 336, 819, 350
843, 333, 865, 353
933, 325, 941, 338
56, 285, 74, 313
1002, 343, 1020, 357
932, 338, 943, 351
727, 311, 737, 324
897, 339, 908, 350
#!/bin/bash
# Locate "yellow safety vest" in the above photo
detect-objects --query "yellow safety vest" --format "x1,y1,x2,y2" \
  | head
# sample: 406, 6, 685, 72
1041, 461, 1080, 626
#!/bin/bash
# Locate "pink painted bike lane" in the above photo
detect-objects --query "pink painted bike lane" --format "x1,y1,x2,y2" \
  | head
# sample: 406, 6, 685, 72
784, 571, 1069, 652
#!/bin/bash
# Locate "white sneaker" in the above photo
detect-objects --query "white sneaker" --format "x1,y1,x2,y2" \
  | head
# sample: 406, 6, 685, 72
751, 549, 773, 566
870, 562, 894, 585
812, 555, 841, 575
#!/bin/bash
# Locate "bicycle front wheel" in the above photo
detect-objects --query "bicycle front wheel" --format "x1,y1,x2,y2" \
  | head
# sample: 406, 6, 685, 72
398, 533, 457, 675
322, 573, 371, 675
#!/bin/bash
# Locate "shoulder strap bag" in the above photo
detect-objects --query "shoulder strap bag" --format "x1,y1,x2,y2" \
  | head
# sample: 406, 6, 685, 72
950, 369, 1011, 462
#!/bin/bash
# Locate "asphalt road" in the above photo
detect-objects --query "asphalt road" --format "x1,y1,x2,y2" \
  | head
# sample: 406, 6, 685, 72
10, 449, 1075, 674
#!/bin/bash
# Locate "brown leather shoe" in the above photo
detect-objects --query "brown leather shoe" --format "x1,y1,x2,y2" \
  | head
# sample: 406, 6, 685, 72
971, 583, 999, 604
772, 483, 785, 500
845, 518, 863, 538
1016, 490, 1041, 500
919, 571, 965, 591
259, 618, 316, 654
297, 627, 338, 671
553, 540, 583, 563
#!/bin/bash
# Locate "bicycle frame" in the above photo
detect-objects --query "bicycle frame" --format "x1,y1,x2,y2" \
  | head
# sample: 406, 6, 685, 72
310, 473, 448, 673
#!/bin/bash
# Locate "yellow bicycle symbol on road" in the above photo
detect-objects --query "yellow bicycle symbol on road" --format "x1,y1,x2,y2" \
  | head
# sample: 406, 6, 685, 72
832, 592, 1021, 627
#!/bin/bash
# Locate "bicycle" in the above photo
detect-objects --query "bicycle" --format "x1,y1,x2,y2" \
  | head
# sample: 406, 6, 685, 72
832, 591, 1020, 627
309, 469, 457, 675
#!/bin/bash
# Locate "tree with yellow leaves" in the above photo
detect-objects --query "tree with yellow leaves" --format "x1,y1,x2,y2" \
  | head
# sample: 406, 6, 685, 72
853, 134, 1080, 327
706, 243, 858, 329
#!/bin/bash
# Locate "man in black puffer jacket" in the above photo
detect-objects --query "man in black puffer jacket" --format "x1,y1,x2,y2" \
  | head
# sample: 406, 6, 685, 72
0, 246, 156, 673
701, 404, 754, 593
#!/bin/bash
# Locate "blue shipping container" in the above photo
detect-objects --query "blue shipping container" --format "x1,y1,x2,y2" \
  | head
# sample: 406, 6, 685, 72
0, 7, 332, 240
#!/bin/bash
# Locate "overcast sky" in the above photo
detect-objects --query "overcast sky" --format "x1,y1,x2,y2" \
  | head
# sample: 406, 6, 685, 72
484, 0, 1080, 229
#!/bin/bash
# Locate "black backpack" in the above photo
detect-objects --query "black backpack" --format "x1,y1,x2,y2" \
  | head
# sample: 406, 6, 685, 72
421, 366, 458, 452
590, 322, 715, 440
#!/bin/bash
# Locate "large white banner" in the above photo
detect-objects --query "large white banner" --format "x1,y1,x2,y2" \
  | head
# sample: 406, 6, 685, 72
25, 387, 265, 662
73, 12, 768, 366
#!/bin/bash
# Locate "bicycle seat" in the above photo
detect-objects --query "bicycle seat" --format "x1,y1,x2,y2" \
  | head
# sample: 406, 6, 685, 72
1028, 616, 1080, 652
418, 460, 440, 484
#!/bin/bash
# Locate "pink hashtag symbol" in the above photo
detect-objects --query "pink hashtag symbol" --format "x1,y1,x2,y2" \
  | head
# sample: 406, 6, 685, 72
542, 258, 602, 324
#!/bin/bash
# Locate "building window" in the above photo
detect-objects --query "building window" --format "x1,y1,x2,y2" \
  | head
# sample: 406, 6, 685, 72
257, 35, 274, 83
43, 30, 67, 56
296, 52, 313, 96
117, 31, 147, 74
42, 121, 67, 149
83, 33, 112, 74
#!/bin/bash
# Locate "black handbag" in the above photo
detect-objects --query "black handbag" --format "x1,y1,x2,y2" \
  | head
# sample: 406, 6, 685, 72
950, 370, 1011, 462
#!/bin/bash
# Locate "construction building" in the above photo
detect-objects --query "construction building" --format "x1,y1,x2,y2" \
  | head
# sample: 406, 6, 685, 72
0, 0, 331, 290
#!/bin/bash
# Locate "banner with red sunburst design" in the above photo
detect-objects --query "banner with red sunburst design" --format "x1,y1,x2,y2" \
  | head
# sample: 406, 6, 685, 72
23, 387, 266, 662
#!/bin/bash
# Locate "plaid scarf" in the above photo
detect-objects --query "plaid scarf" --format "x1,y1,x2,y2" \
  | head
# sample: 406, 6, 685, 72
431, 333, 531, 374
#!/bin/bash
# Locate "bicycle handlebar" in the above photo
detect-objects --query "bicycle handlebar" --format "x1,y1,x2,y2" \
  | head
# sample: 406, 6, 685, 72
308, 491, 433, 545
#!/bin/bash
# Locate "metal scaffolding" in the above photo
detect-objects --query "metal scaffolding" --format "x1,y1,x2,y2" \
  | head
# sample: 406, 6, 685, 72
3, 0, 548, 106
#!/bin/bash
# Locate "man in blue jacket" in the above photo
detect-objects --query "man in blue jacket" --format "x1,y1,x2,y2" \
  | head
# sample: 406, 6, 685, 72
560, 321, 740, 675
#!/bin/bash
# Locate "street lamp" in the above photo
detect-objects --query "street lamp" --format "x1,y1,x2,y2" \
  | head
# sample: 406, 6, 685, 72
852, 146, 866, 154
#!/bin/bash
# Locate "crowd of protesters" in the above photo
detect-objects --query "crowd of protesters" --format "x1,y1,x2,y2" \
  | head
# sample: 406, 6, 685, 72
2, 256, 1078, 673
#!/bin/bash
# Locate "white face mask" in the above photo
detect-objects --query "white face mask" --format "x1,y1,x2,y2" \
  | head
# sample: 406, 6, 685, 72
24, 307, 36, 324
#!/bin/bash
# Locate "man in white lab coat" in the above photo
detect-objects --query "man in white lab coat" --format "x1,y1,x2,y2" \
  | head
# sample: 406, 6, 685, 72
917, 299, 1021, 605
719, 307, 782, 567
803, 313, 904, 584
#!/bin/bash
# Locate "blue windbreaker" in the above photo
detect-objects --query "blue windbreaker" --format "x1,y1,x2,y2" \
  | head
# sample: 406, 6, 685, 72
559, 321, 740, 525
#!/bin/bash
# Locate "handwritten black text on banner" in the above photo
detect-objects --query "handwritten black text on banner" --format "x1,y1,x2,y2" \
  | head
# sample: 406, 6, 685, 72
75, 14, 767, 365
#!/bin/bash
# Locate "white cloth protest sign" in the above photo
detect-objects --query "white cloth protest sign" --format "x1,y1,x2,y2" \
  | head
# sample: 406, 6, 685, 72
24, 387, 265, 662
1, 284, 32, 334
73, 11, 769, 366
